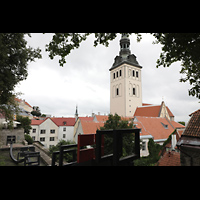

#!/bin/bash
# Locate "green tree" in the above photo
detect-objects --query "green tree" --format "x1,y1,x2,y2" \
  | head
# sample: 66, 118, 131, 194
16, 115, 32, 134
24, 134, 33, 144
0, 33, 41, 124
49, 140, 76, 163
100, 114, 134, 157
45, 33, 200, 99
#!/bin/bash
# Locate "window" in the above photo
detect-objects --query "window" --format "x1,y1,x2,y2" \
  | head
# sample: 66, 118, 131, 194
133, 70, 135, 77
133, 88, 136, 95
113, 73, 115, 79
63, 134, 66, 138
50, 137, 55, 141
32, 136, 35, 141
116, 88, 119, 96
40, 130, 46, 134
63, 121, 67, 125
116, 71, 118, 78
161, 122, 168, 129
50, 129, 55, 134
40, 137, 45, 142
120, 70, 122, 76
32, 129, 36, 133
142, 141, 146, 151
136, 71, 139, 78
63, 127, 66, 131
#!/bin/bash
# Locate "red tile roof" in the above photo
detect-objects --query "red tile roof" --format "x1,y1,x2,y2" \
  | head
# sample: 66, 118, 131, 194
31, 120, 44, 125
51, 117, 76, 126
157, 151, 180, 166
134, 116, 175, 140
95, 115, 108, 122
183, 109, 200, 137
15, 97, 32, 108
134, 103, 174, 118
81, 121, 104, 134
78, 117, 94, 121
31, 117, 76, 126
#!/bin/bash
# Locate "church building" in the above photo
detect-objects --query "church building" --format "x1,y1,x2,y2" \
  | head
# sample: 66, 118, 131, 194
110, 34, 142, 117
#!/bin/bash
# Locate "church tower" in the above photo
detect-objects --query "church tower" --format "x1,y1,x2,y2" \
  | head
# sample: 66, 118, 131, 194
109, 34, 142, 117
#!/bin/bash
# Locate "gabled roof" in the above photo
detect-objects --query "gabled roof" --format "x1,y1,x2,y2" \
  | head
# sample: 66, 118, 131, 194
134, 116, 175, 140
15, 97, 32, 108
78, 117, 94, 121
134, 102, 174, 118
31, 117, 76, 127
94, 115, 108, 122
81, 121, 104, 134
51, 117, 76, 126
134, 105, 161, 117
31, 120, 44, 125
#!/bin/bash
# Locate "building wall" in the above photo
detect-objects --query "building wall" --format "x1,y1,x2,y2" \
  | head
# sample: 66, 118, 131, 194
0, 128, 24, 147
30, 118, 59, 149
58, 126, 74, 142
180, 146, 200, 166
110, 63, 142, 117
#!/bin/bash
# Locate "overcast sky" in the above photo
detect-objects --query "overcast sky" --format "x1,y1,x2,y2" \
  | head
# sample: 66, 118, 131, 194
14, 33, 199, 123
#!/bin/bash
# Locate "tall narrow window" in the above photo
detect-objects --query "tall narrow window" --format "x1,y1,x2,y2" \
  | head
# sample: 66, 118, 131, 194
133, 88, 136, 95
133, 70, 135, 77
116, 88, 119, 96
116, 71, 118, 77
120, 69, 122, 76
136, 71, 139, 78
113, 73, 115, 79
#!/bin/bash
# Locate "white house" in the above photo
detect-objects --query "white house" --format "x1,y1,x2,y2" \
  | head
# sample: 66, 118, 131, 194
30, 117, 76, 149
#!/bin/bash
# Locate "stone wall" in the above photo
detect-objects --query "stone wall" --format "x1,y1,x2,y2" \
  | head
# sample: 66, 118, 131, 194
180, 146, 200, 166
0, 128, 24, 148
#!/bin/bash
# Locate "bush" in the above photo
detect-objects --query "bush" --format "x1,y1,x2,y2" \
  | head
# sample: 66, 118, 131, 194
24, 134, 33, 144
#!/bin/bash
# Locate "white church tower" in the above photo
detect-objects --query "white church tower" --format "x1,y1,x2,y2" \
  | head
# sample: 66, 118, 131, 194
109, 34, 142, 117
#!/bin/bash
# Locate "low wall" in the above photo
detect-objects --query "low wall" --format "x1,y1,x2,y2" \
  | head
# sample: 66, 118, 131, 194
0, 128, 24, 148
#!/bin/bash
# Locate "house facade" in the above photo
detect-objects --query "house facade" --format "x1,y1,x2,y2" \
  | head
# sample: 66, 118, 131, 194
30, 117, 76, 148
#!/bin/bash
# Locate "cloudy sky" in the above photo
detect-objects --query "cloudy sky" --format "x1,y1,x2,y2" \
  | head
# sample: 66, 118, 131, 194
14, 33, 199, 123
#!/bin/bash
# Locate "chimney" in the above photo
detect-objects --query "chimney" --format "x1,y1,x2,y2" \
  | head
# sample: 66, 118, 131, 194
171, 133, 176, 150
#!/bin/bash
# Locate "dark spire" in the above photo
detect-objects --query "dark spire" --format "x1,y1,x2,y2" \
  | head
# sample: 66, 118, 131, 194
119, 34, 131, 58
75, 105, 78, 121
109, 34, 142, 71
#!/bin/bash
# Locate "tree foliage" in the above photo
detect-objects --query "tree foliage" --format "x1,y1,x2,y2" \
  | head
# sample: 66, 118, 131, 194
16, 115, 32, 134
99, 114, 135, 157
45, 33, 200, 99
0, 33, 41, 123
49, 140, 76, 163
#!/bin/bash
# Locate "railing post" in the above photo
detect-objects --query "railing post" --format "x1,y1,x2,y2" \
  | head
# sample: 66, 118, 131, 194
134, 129, 140, 159
59, 146, 64, 166
113, 129, 119, 166
95, 130, 102, 164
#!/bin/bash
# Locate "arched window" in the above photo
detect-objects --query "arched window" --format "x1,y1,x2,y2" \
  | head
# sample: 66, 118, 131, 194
133, 70, 135, 77
113, 73, 115, 79
133, 88, 136, 96
116, 71, 118, 78
116, 88, 119, 96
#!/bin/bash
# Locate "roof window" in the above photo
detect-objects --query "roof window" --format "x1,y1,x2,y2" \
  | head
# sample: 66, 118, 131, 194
161, 122, 168, 129
63, 121, 67, 125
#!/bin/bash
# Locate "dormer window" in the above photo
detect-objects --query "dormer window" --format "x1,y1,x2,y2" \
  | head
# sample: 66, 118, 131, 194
161, 122, 168, 129
63, 121, 67, 125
